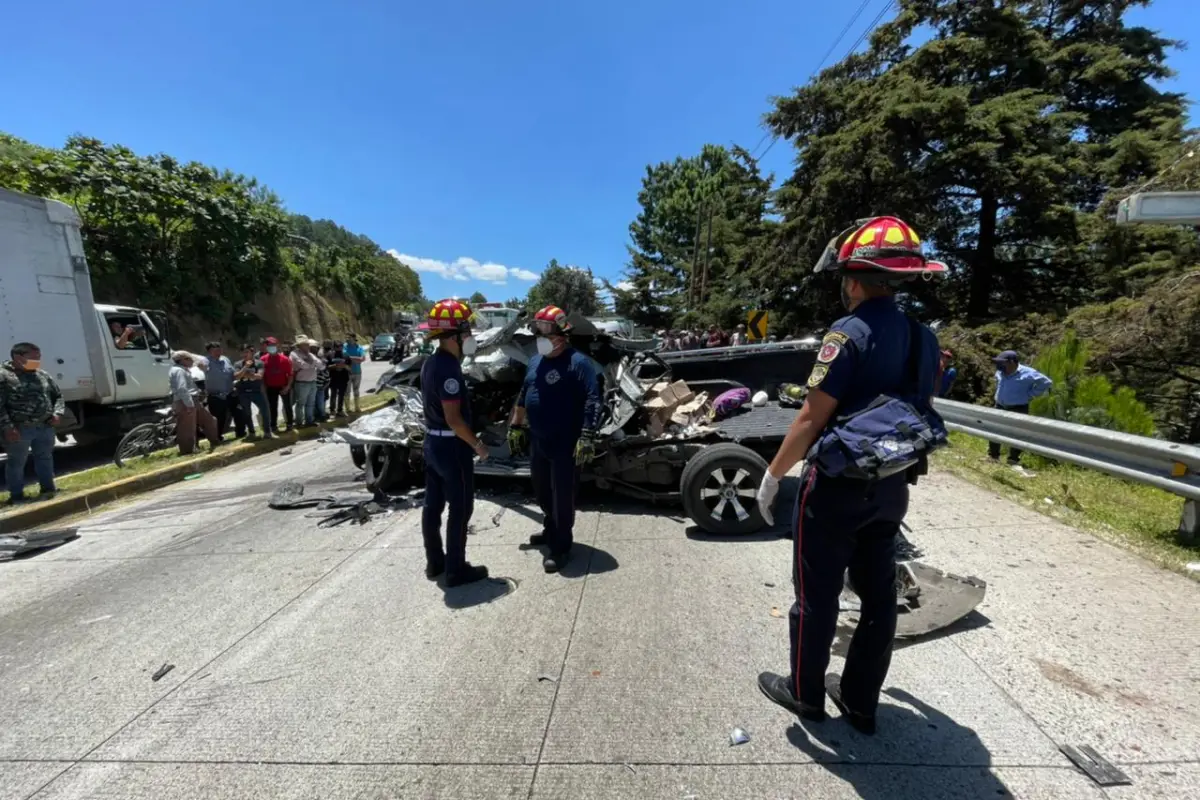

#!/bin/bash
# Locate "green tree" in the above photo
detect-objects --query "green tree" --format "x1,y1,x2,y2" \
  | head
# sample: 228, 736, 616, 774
764, 0, 1184, 320
622, 144, 775, 330
469, 291, 488, 305
1031, 330, 1156, 435
526, 259, 601, 315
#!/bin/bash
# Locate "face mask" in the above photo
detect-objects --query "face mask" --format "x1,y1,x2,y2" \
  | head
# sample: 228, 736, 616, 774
461, 336, 478, 356
23, 359, 41, 371
536, 337, 555, 357
266, 346, 278, 355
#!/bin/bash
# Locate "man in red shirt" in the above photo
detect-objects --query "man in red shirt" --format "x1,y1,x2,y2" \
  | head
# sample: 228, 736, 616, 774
261, 336, 294, 432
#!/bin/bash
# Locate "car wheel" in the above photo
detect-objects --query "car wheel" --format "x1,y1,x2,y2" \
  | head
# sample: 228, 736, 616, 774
680, 442, 769, 535
364, 443, 411, 493
350, 445, 367, 469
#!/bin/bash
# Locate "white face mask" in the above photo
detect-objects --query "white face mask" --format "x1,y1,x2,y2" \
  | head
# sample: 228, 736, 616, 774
536, 337, 555, 356
461, 336, 477, 356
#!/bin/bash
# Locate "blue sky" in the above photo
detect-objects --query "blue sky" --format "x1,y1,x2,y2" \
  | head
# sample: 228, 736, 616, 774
2, 0, 1197, 303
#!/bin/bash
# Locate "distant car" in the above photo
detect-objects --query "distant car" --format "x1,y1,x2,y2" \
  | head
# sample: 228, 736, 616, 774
370, 333, 396, 361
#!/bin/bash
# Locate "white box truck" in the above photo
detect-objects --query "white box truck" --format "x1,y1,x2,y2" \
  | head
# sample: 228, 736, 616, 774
0, 187, 173, 445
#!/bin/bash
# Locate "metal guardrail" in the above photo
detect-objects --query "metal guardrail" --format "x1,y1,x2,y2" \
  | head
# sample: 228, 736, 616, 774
931, 399, 1200, 542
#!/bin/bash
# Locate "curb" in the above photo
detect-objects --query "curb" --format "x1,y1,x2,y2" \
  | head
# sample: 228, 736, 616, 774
0, 400, 389, 533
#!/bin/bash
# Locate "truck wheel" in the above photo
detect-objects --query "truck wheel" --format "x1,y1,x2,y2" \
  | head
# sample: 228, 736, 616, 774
350, 445, 367, 469
365, 444, 411, 493
680, 443, 769, 535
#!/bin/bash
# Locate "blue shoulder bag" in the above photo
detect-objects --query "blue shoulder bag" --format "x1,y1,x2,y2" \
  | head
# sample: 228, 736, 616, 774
810, 317, 949, 482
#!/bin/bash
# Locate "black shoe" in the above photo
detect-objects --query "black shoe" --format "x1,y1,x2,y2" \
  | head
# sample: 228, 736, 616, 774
445, 563, 489, 587
4, 496, 28, 507
757, 672, 826, 722
528, 533, 549, 547
33, 490, 58, 503
824, 673, 876, 735
425, 560, 445, 580
543, 551, 570, 573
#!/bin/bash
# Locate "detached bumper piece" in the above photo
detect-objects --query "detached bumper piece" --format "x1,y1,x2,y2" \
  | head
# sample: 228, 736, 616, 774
0, 528, 79, 561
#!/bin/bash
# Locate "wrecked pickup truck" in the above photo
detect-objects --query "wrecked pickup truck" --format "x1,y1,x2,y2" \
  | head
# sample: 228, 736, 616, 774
338, 314, 799, 536
335, 313, 987, 638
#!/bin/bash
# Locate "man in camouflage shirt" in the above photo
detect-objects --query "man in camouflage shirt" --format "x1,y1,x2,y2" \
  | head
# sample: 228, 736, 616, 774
1, 342, 64, 503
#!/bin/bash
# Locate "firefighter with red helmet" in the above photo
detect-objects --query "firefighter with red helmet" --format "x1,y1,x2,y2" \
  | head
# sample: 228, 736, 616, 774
419, 299, 490, 587
754, 216, 948, 735
507, 305, 602, 573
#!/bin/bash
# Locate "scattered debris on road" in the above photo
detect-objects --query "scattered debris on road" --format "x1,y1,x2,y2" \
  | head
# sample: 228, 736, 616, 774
278, 448, 294, 456
1060, 744, 1132, 787
151, 663, 175, 682
0, 529, 79, 561
1186, 562, 1200, 572
769, 607, 783, 618
183, 473, 203, 481
729, 727, 751, 746
537, 674, 558, 683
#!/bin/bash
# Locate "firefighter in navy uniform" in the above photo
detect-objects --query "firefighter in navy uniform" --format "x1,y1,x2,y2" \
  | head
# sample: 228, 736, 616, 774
420, 299, 490, 587
506, 305, 602, 573
754, 216, 948, 736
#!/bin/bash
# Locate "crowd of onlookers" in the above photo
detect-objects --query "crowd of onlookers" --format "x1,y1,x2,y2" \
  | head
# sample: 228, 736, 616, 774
659, 323, 789, 350
167, 333, 369, 454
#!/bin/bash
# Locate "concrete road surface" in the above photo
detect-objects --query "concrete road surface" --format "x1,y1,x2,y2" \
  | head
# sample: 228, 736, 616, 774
2, 440, 1198, 799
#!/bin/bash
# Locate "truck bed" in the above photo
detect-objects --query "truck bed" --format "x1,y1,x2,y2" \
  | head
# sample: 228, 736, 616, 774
711, 402, 796, 443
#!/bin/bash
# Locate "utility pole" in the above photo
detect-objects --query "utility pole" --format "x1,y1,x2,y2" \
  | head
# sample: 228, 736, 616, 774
687, 202, 704, 316
699, 205, 715, 308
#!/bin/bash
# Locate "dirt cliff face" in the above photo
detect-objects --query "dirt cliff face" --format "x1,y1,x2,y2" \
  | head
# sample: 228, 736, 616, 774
116, 286, 392, 352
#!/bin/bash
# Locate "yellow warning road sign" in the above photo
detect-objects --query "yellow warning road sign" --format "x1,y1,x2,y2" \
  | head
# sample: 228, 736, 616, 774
748, 310, 768, 341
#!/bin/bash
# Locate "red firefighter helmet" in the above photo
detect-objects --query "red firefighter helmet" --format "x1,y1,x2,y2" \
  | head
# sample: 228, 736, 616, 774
423, 298, 474, 336
533, 304, 571, 334
813, 216, 947, 280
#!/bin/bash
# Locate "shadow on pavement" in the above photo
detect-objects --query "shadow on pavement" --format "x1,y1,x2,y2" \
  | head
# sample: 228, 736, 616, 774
832, 610, 994, 657
441, 576, 517, 609
559, 542, 619, 577
787, 686, 1011, 798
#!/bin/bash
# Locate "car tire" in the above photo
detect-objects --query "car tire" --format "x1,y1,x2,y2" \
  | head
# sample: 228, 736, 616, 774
680, 442, 769, 535
350, 445, 367, 469
364, 443, 411, 493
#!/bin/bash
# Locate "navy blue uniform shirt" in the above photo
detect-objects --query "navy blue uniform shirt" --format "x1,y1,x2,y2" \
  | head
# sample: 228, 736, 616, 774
421, 349, 471, 431
517, 349, 602, 447
805, 296, 940, 418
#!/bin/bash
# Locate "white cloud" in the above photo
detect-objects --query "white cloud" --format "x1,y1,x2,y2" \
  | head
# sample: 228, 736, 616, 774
615, 281, 634, 291
387, 250, 539, 285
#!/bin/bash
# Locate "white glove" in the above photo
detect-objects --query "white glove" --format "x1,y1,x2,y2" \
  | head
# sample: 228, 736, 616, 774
756, 471, 780, 526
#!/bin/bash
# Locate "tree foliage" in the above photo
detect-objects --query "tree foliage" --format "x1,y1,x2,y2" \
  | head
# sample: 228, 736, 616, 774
619, 144, 776, 330
469, 291, 488, 305
0, 133, 422, 326
525, 259, 601, 315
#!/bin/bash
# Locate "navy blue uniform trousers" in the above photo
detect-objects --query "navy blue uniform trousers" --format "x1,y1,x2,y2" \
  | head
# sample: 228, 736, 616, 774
422, 437, 475, 573
530, 437, 579, 555
789, 465, 909, 717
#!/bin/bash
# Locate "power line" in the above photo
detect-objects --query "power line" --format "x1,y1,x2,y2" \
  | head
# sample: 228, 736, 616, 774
814, 0, 874, 75
842, 0, 895, 62
753, 0, 895, 163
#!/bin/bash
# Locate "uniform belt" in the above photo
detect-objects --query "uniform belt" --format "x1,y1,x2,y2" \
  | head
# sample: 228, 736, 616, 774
427, 429, 457, 437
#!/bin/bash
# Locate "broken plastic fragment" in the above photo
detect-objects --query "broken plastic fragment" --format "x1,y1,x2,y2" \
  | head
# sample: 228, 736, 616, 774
151, 663, 175, 682
729, 727, 751, 746
183, 473, 203, 481
537, 674, 558, 683
1186, 562, 1200, 572
769, 607, 783, 618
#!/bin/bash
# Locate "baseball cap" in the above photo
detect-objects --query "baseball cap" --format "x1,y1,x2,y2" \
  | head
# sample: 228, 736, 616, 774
264, 336, 279, 345
992, 350, 1018, 363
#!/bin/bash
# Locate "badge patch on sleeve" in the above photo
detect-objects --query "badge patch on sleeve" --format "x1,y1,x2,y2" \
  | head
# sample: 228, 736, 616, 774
443, 378, 460, 395
807, 364, 829, 388
816, 331, 849, 364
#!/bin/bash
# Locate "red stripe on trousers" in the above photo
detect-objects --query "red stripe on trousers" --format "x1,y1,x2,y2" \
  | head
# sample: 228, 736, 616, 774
793, 466, 818, 700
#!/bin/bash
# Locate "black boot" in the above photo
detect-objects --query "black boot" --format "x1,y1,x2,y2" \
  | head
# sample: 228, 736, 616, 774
825, 673, 877, 735
757, 672, 826, 722
543, 550, 570, 573
425, 559, 445, 580
528, 533, 549, 546
446, 563, 489, 587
